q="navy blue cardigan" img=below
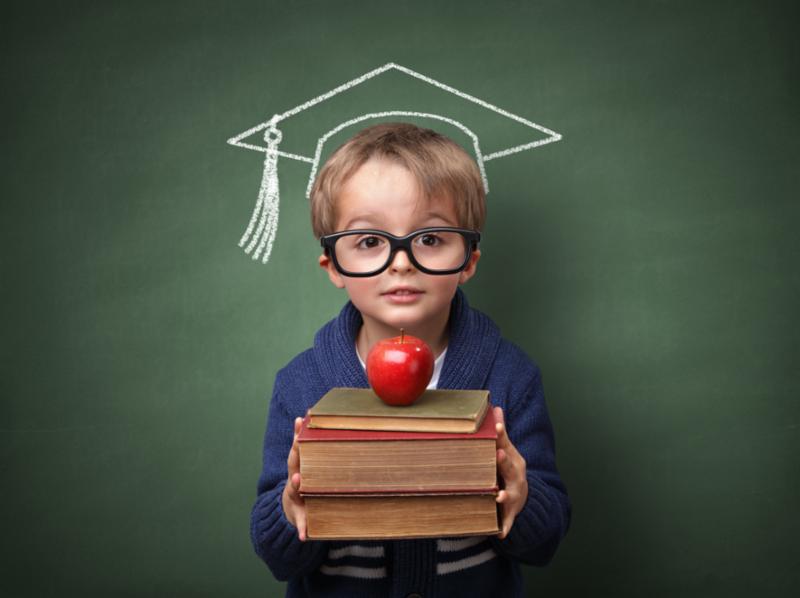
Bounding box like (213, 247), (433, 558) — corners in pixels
(251, 289), (571, 597)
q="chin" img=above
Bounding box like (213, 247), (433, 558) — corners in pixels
(360, 306), (419, 330)
(384, 309), (438, 332)
(378, 313), (418, 329)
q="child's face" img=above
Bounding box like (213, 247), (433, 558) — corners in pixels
(318, 158), (480, 338)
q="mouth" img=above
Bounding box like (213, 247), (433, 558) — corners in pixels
(382, 287), (423, 304)
(382, 287), (424, 297)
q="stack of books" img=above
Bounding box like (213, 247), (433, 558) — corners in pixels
(298, 388), (500, 540)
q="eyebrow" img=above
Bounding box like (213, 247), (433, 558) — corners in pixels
(341, 212), (456, 231)
(341, 215), (380, 230)
(422, 211), (458, 225)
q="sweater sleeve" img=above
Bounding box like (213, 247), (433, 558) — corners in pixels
(490, 364), (572, 565)
(250, 368), (327, 581)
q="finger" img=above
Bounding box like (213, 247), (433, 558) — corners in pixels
(495, 489), (507, 538)
(287, 440), (300, 475)
(284, 475), (300, 501)
(496, 422), (524, 467)
(291, 472), (303, 493)
(297, 512), (307, 542)
(495, 419), (510, 450)
(498, 485), (521, 507)
(499, 506), (513, 539)
(497, 449), (518, 481)
(287, 419), (303, 474)
(498, 490), (518, 540)
(493, 407), (506, 436)
(501, 515), (515, 539)
(493, 405), (505, 425)
(496, 448), (507, 465)
(496, 448), (511, 482)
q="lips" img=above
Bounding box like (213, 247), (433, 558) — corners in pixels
(382, 287), (424, 304)
(382, 287), (423, 296)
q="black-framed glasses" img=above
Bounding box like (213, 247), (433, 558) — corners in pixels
(320, 227), (481, 277)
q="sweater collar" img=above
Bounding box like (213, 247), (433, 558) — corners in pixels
(313, 288), (502, 390)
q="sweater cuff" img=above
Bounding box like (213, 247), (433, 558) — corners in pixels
(250, 480), (325, 580)
(493, 472), (562, 563)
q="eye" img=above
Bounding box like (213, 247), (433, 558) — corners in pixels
(355, 235), (385, 250)
(417, 233), (443, 247)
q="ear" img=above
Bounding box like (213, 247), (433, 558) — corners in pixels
(319, 252), (346, 289)
(458, 249), (481, 284)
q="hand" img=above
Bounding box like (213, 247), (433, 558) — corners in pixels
(281, 417), (308, 541)
(494, 406), (529, 539)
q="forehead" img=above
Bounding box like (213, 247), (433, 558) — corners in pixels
(334, 158), (459, 230)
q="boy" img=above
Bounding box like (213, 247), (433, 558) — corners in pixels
(251, 123), (571, 597)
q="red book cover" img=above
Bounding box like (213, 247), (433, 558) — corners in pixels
(301, 489), (499, 496)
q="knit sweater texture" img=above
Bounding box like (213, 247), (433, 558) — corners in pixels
(251, 289), (571, 598)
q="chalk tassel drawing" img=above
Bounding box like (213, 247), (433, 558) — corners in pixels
(239, 121), (282, 263)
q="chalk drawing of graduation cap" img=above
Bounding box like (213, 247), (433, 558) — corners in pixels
(227, 62), (562, 264)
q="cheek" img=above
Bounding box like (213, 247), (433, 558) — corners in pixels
(426, 274), (461, 295)
(342, 279), (376, 303)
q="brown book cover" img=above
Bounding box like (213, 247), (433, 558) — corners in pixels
(298, 408), (498, 494)
(304, 492), (501, 540)
(308, 388), (490, 433)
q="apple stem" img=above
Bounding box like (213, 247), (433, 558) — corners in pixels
(400, 328), (404, 343)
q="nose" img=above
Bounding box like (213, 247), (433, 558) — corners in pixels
(388, 247), (415, 273)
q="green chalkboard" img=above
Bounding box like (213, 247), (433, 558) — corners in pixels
(2, 1), (798, 596)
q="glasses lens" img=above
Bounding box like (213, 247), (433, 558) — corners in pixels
(410, 230), (469, 271)
(333, 232), (392, 274)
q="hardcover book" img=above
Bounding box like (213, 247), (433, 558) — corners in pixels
(304, 491), (500, 540)
(307, 388), (490, 433)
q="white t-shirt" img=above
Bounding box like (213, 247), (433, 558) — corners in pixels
(356, 344), (447, 390)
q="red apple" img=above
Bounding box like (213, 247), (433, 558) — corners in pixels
(366, 329), (434, 406)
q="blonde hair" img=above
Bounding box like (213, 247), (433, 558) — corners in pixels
(309, 123), (486, 238)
